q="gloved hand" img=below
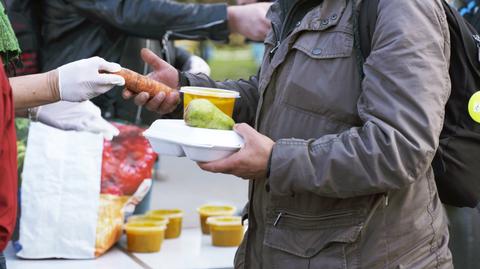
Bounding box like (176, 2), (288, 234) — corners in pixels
(184, 55), (211, 76)
(36, 101), (119, 140)
(57, 56), (125, 102)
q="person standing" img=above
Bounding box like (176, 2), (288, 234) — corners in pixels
(0, 3), (126, 267)
(127, 0), (453, 267)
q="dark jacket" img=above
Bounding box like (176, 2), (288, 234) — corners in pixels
(39, 0), (230, 124)
(183, 0), (453, 268)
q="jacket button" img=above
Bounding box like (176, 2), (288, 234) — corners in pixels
(321, 19), (329, 25)
(330, 13), (338, 20)
(312, 48), (322, 55)
(265, 183), (271, 192)
(306, 248), (316, 256)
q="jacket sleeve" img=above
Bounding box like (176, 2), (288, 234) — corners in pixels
(184, 72), (259, 126)
(66, 0), (229, 41)
(268, 0), (451, 198)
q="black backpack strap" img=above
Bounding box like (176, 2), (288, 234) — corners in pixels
(358, 0), (380, 59)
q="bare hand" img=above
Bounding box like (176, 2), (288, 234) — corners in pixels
(122, 48), (180, 115)
(227, 3), (272, 42)
(198, 123), (275, 180)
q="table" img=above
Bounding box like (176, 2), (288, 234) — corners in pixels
(5, 228), (237, 269)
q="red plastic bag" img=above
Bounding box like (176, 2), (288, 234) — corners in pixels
(101, 123), (158, 195)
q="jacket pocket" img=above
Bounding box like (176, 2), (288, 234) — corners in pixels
(263, 209), (363, 269)
(281, 29), (361, 126)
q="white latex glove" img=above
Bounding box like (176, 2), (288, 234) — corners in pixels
(57, 56), (125, 102)
(185, 55), (211, 76)
(36, 101), (119, 140)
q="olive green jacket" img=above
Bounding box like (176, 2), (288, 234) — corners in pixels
(185, 0), (453, 268)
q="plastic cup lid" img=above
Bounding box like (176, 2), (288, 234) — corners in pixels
(197, 205), (237, 215)
(147, 209), (184, 218)
(206, 216), (242, 226)
(128, 215), (169, 225)
(124, 221), (167, 231)
(180, 86), (240, 98)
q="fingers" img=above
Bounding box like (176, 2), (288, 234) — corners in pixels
(97, 58), (122, 73)
(141, 48), (168, 71)
(233, 123), (256, 143)
(98, 73), (125, 86)
(128, 91), (179, 114)
(144, 92), (166, 111)
(122, 89), (134, 99)
(84, 117), (120, 140)
(198, 155), (237, 174)
(133, 92), (151, 106)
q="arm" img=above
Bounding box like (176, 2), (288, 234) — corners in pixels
(67, 0), (229, 41)
(11, 70), (59, 112)
(268, 0), (451, 198)
(68, 0), (271, 42)
(12, 57), (124, 112)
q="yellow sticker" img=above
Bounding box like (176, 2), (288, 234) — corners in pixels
(468, 91), (480, 123)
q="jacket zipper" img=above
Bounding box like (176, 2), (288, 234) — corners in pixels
(273, 210), (355, 227)
(269, 26), (281, 59)
(269, 1), (304, 60)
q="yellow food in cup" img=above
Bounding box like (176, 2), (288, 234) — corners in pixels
(197, 205), (236, 235)
(147, 209), (183, 239)
(181, 87), (240, 117)
(206, 216), (244, 247)
(124, 221), (166, 253)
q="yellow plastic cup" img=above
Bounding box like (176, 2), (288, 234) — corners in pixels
(147, 209), (183, 239)
(127, 214), (169, 227)
(206, 216), (244, 247)
(180, 87), (240, 117)
(197, 205), (236, 235)
(124, 221), (167, 253)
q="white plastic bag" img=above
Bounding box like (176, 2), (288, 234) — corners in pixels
(17, 122), (103, 259)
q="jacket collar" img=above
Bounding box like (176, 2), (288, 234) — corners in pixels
(267, 0), (347, 34)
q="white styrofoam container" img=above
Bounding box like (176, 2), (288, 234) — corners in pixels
(144, 120), (244, 162)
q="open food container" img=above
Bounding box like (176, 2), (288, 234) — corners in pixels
(143, 120), (244, 162)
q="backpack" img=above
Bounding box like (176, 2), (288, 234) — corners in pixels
(5, 0), (42, 75)
(358, 0), (480, 208)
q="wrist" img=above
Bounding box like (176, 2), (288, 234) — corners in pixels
(227, 6), (240, 34)
(47, 69), (60, 101)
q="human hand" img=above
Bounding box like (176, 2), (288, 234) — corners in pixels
(198, 123), (275, 180)
(227, 3), (272, 41)
(36, 100), (119, 140)
(57, 56), (125, 102)
(122, 48), (180, 115)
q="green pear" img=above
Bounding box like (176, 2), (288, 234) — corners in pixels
(184, 99), (235, 130)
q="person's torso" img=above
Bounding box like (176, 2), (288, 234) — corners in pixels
(0, 59), (18, 252)
(239, 1), (451, 268)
